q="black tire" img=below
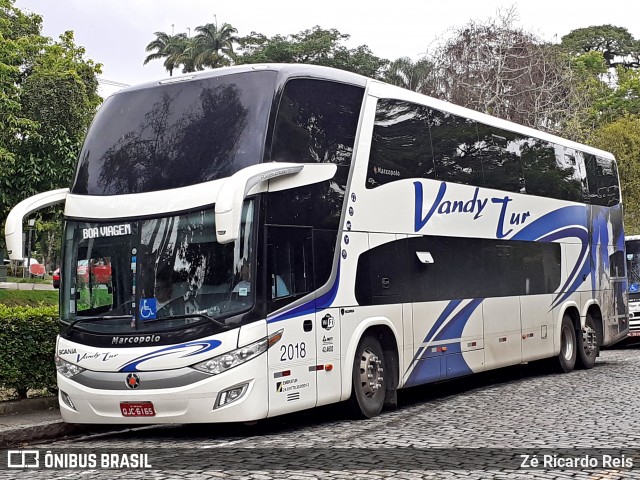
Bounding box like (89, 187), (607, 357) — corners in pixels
(576, 313), (600, 369)
(554, 314), (577, 373)
(350, 335), (386, 418)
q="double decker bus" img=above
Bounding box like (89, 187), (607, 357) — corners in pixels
(625, 235), (640, 337)
(5, 64), (628, 423)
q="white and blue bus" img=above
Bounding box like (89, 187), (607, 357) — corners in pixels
(5, 64), (628, 423)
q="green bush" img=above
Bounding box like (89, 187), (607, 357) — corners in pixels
(0, 305), (59, 398)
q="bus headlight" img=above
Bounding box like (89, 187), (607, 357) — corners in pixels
(55, 355), (86, 379)
(192, 329), (283, 375)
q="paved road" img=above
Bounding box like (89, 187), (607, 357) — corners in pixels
(4, 345), (640, 479)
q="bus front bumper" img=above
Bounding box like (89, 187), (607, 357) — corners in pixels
(57, 364), (268, 424)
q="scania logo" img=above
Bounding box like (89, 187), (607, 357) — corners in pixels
(125, 373), (140, 389)
(111, 335), (161, 345)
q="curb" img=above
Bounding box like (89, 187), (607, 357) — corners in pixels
(0, 397), (59, 415)
(0, 420), (86, 446)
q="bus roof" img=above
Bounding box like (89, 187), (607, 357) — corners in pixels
(114, 64), (369, 97)
(114, 63), (613, 161)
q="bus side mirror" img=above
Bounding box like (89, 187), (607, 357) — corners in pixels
(214, 163), (337, 244)
(5, 188), (68, 260)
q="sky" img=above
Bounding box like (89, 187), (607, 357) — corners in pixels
(13, 0), (640, 98)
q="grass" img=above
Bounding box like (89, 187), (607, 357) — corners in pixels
(6, 275), (52, 284)
(0, 289), (59, 307)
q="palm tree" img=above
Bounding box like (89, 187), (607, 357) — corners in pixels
(193, 21), (238, 69)
(176, 37), (201, 73)
(384, 57), (435, 94)
(143, 31), (189, 76)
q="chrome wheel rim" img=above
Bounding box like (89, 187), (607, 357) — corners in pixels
(359, 348), (384, 398)
(583, 324), (597, 356)
(561, 324), (574, 361)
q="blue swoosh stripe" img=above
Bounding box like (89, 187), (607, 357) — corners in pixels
(118, 340), (222, 372)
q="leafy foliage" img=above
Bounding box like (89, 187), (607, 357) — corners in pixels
(193, 21), (238, 69)
(0, 304), (59, 397)
(561, 25), (640, 68)
(236, 27), (387, 78)
(383, 57), (435, 92)
(589, 116), (640, 234)
(0, 1), (101, 248)
(143, 31), (189, 76)
(144, 19), (238, 75)
(144, 21), (387, 79)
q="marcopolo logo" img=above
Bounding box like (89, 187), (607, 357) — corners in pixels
(111, 335), (161, 345)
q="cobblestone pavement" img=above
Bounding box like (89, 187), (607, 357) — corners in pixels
(4, 345), (640, 479)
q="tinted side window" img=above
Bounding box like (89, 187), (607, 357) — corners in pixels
(268, 79), (364, 230)
(266, 79), (363, 301)
(474, 125), (525, 193)
(521, 142), (584, 201)
(367, 99), (435, 188)
(585, 154), (620, 206)
(610, 250), (626, 278)
(266, 227), (313, 313)
(355, 236), (561, 305)
(428, 110), (482, 186)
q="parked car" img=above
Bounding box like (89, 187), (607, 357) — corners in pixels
(52, 268), (60, 289)
(75, 259), (112, 285)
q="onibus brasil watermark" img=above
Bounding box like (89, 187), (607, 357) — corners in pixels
(6, 450), (151, 469)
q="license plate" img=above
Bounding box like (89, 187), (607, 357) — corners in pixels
(628, 332), (640, 337)
(120, 401), (156, 417)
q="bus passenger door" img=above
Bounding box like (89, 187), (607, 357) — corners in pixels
(266, 226), (317, 417)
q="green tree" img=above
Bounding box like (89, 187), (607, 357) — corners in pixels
(192, 20), (238, 69)
(0, 0), (101, 245)
(0, 0), (42, 165)
(561, 25), (640, 69)
(143, 31), (189, 76)
(383, 57), (435, 93)
(561, 50), (640, 141)
(589, 115), (640, 234)
(237, 26), (388, 78)
(596, 66), (640, 120)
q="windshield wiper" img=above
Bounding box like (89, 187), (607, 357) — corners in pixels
(143, 313), (230, 329)
(67, 315), (134, 329)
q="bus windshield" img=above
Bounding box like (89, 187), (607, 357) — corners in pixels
(60, 201), (255, 334)
(627, 238), (640, 298)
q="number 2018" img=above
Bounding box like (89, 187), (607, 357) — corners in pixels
(280, 342), (306, 361)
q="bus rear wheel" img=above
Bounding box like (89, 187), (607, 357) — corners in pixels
(351, 335), (386, 418)
(554, 315), (577, 373)
(576, 313), (599, 369)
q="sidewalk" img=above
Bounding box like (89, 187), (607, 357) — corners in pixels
(0, 281), (55, 291)
(0, 398), (79, 446)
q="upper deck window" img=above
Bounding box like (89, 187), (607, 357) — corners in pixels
(72, 71), (277, 195)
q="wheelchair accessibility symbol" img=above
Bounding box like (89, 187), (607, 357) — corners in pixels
(139, 298), (157, 320)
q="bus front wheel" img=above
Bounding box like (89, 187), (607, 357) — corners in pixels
(351, 335), (386, 418)
(555, 315), (577, 373)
